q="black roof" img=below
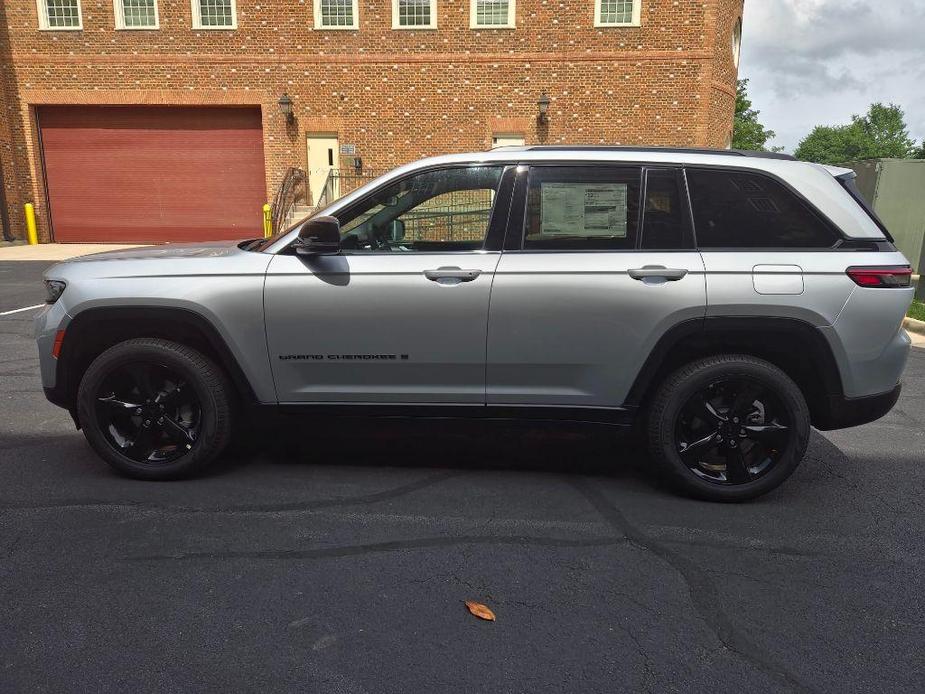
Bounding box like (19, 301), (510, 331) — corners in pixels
(520, 146), (796, 161)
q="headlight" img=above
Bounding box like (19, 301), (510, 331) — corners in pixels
(44, 280), (67, 304)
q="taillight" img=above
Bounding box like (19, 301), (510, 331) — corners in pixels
(846, 266), (913, 288)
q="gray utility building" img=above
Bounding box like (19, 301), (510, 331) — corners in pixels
(846, 159), (925, 299)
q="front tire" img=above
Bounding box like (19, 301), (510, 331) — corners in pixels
(76, 338), (234, 480)
(646, 355), (810, 502)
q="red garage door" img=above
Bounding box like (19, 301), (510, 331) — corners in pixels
(39, 106), (267, 243)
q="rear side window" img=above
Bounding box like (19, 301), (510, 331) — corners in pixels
(523, 166), (641, 250)
(686, 169), (839, 249)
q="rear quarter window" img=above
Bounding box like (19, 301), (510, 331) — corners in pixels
(686, 168), (840, 249)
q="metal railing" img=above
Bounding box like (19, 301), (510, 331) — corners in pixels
(270, 167), (308, 235)
(396, 193), (493, 242)
(314, 168), (386, 210)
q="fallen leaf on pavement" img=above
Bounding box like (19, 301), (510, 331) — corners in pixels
(465, 601), (496, 621)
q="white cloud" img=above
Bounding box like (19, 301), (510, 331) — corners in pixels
(738, 0), (925, 151)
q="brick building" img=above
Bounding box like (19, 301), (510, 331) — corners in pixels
(0, 0), (744, 243)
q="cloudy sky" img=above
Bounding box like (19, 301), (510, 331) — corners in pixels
(739, 0), (925, 152)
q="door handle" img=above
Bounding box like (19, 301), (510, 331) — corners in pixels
(424, 267), (482, 283)
(627, 266), (688, 281)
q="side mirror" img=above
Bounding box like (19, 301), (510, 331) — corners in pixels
(295, 216), (341, 256)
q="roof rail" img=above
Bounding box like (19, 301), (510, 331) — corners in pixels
(516, 145), (796, 161)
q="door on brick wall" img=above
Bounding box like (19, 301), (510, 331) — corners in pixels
(38, 106), (267, 243)
(306, 134), (339, 207)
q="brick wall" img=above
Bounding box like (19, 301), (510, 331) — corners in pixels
(0, 0), (743, 242)
(0, 13), (24, 240)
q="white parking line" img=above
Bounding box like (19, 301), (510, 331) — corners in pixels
(0, 304), (44, 316)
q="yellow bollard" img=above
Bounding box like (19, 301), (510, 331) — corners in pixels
(262, 203), (272, 238)
(24, 203), (38, 245)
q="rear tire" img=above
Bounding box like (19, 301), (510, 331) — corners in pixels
(646, 355), (810, 502)
(77, 338), (234, 480)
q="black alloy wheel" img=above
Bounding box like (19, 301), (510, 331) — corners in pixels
(646, 355), (810, 502)
(77, 338), (234, 480)
(675, 377), (791, 485)
(94, 361), (201, 464)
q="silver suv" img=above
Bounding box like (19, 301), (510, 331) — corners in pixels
(35, 147), (915, 501)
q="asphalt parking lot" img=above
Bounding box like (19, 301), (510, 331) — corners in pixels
(2, 260), (924, 693)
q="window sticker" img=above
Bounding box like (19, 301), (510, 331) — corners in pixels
(540, 183), (628, 237)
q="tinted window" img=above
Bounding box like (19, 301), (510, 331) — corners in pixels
(641, 168), (692, 249)
(523, 167), (641, 250)
(687, 169), (839, 248)
(337, 166), (503, 252)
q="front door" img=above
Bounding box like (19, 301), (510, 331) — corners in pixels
(487, 165), (707, 409)
(265, 164), (513, 404)
(306, 134), (339, 206)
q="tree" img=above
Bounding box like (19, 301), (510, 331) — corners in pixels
(795, 103), (918, 164)
(914, 141), (925, 159)
(732, 79), (781, 152)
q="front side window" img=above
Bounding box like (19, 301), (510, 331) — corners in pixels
(686, 169), (839, 249)
(337, 166), (504, 252)
(38, 0), (82, 29)
(393, 0), (436, 28)
(314, 0), (359, 28)
(470, 0), (514, 28)
(116, 0), (158, 28)
(522, 167), (641, 250)
(192, 0), (236, 28)
(594, 0), (639, 27)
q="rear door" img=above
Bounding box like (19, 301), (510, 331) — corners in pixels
(686, 167), (855, 328)
(486, 165), (707, 409)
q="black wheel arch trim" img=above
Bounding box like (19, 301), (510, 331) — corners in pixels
(624, 316), (852, 428)
(51, 306), (258, 422)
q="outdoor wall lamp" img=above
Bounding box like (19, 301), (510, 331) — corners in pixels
(537, 93), (551, 125)
(278, 92), (295, 125)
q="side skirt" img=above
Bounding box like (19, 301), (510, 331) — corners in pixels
(255, 403), (637, 428)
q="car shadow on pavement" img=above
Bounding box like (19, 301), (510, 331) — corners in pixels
(224, 415), (655, 482)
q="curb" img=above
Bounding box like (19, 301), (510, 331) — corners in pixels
(904, 317), (925, 337)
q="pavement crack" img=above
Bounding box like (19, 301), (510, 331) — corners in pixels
(0, 470), (462, 515)
(122, 535), (623, 562)
(616, 622), (658, 694)
(571, 478), (816, 694)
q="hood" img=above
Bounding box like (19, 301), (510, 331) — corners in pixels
(63, 239), (250, 263)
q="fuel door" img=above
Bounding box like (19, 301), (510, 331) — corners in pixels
(753, 264), (804, 295)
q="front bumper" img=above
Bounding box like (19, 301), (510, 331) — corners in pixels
(814, 383), (902, 431)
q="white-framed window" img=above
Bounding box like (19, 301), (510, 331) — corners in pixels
(392, 0), (436, 29)
(594, 0), (640, 27)
(191, 0), (236, 29)
(732, 16), (743, 68)
(470, 0), (514, 28)
(114, 0), (158, 29)
(492, 133), (525, 148)
(36, 0), (83, 30)
(313, 0), (359, 29)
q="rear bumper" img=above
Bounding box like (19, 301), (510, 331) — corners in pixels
(43, 385), (68, 409)
(43, 386), (80, 428)
(814, 383), (902, 431)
